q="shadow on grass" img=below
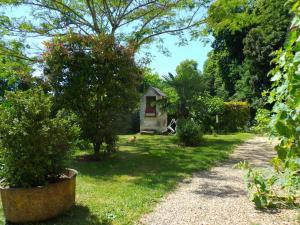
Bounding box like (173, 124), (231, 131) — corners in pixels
(5, 205), (111, 225)
(1, 134), (251, 225)
(71, 135), (248, 192)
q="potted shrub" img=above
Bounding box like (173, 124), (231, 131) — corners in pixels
(0, 88), (80, 224)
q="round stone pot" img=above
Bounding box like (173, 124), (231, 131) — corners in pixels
(0, 168), (78, 224)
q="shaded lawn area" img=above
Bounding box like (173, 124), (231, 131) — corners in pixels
(0, 133), (252, 225)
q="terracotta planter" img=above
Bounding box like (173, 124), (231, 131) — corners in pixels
(0, 168), (78, 224)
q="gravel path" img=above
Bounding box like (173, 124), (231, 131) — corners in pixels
(140, 136), (299, 225)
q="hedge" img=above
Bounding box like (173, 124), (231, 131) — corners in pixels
(219, 101), (250, 132)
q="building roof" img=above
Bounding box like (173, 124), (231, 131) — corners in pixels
(149, 86), (167, 97)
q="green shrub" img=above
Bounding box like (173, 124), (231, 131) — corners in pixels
(192, 99), (249, 133)
(0, 88), (80, 188)
(192, 96), (225, 133)
(203, 96), (225, 133)
(220, 102), (250, 132)
(176, 118), (203, 146)
(236, 158), (300, 208)
(76, 138), (92, 151)
(252, 108), (271, 134)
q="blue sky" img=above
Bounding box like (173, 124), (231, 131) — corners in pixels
(6, 6), (212, 77)
(145, 36), (212, 76)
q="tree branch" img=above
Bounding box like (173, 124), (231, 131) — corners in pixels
(85, 0), (101, 33)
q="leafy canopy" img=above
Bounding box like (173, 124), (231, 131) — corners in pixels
(164, 59), (207, 118)
(204, 0), (291, 111)
(44, 34), (142, 157)
(0, 0), (211, 53)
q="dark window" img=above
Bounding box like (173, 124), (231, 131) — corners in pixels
(145, 96), (156, 116)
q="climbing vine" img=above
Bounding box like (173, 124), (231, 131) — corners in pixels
(269, 0), (300, 159)
(237, 0), (300, 209)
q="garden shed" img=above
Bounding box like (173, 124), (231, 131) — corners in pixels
(140, 87), (168, 134)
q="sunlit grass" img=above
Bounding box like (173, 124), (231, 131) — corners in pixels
(0, 133), (253, 225)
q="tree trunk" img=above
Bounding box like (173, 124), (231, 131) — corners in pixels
(93, 142), (101, 160)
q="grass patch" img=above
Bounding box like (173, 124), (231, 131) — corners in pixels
(0, 133), (252, 225)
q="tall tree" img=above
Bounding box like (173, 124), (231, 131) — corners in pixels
(44, 34), (142, 158)
(204, 0), (291, 110)
(238, 0), (291, 107)
(0, 0), (210, 55)
(164, 59), (206, 118)
(203, 50), (231, 100)
(205, 0), (253, 98)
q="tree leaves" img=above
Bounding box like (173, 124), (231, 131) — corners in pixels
(43, 34), (142, 155)
(269, 0), (300, 159)
(0, 0), (209, 51)
(204, 0), (291, 107)
(207, 0), (256, 35)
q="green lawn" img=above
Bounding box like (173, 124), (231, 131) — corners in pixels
(0, 133), (252, 225)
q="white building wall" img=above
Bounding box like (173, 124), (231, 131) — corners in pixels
(140, 88), (168, 133)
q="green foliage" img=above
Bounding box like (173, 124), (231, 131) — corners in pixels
(243, 0), (291, 63)
(140, 69), (163, 92)
(0, 133), (252, 224)
(0, 145), (3, 180)
(164, 59), (207, 118)
(205, 0), (291, 110)
(252, 108), (271, 134)
(206, 0), (249, 99)
(176, 59), (201, 80)
(238, 0), (300, 209)
(192, 100), (249, 133)
(176, 118), (203, 146)
(205, 96), (226, 115)
(0, 88), (79, 188)
(192, 95), (225, 132)
(44, 34), (142, 157)
(203, 51), (229, 99)
(207, 0), (255, 34)
(268, 1), (300, 159)
(221, 102), (250, 132)
(0, 0), (209, 52)
(236, 159), (300, 208)
(233, 61), (254, 102)
(193, 99), (249, 133)
(238, 0), (291, 106)
(0, 41), (33, 102)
